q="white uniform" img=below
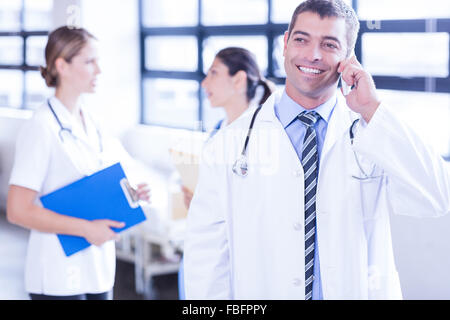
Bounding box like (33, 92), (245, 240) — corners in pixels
(184, 90), (450, 300)
(9, 97), (122, 296)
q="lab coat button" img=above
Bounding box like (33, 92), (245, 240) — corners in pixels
(293, 278), (302, 286)
(293, 222), (303, 231)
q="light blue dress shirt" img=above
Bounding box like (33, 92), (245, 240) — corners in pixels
(274, 90), (337, 300)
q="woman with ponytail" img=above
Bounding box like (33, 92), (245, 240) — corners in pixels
(181, 47), (274, 209)
(201, 47), (275, 136)
(179, 47), (274, 299)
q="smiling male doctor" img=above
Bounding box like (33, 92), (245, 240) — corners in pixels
(184, 0), (450, 300)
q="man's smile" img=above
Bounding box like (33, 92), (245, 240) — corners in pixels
(297, 65), (326, 75)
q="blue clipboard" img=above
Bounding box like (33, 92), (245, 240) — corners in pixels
(40, 162), (147, 257)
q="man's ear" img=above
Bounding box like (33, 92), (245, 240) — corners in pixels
(232, 70), (248, 94)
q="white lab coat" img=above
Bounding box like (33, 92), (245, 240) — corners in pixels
(184, 90), (450, 300)
(9, 97), (129, 295)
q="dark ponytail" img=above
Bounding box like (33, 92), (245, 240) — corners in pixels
(216, 47), (275, 106)
(257, 78), (275, 105)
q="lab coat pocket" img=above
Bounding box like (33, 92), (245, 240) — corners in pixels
(351, 154), (384, 220)
(358, 176), (384, 220)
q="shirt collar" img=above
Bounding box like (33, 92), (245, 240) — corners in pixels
(48, 96), (89, 130)
(48, 96), (73, 128)
(48, 96), (95, 144)
(275, 90), (337, 129)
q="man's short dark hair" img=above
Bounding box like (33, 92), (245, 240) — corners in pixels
(287, 0), (360, 57)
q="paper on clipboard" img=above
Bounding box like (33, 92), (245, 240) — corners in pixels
(169, 148), (199, 192)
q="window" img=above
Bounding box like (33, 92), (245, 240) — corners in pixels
(143, 78), (200, 129)
(357, 0), (450, 20)
(202, 36), (268, 74)
(141, 0), (198, 27)
(0, 0), (52, 109)
(140, 0), (301, 130)
(0, 70), (23, 108)
(354, 0), (450, 157)
(362, 33), (449, 78)
(201, 0), (268, 26)
(271, 0), (352, 23)
(140, 0), (358, 131)
(140, 0), (450, 157)
(145, 36), (198, 72)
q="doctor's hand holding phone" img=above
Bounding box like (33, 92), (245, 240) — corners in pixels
(338, 53), (381, 123)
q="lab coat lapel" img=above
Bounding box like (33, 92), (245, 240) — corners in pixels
(321, 93), (359, 161)
(255, 90), (283, 124)
(254, 90), (303, 168)
(49, 97), (102, 175)
(256, 90), (359, 165)
(49, 97), (91, 146)
(48, 97), (74, 133)
(76, 107), (101, 150)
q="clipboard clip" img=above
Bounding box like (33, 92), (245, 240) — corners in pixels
(120, 178), (139, 209)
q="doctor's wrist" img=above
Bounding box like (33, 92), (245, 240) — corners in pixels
(360, 100), (381, 123)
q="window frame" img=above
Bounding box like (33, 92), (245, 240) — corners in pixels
(139, 0), (290, 130)
(139, 0), (450, 132)
(0, 0), (49, 109)
(356, 19), (450, 93)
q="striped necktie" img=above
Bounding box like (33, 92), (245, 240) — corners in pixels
(298, 111), (321, 300)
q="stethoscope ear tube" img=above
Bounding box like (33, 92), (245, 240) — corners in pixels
(240, 105), (263, 157)
(48, 100), (66, 132)
(349, 118), (360, 145)
(349, 118), (382, 180)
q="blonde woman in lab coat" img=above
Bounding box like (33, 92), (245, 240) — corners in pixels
(7, 26), (150, 300)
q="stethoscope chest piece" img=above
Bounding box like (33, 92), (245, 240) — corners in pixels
(231, 104), (263, 178)
(232, 155), (249, 178)
(58, 127), (74, 143)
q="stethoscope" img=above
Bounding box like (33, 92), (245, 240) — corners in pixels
(349, 119), (382, 181)
(232, 105), (262, 177)
(232, 108), (381, 180)
(47, 99), (103, 153)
